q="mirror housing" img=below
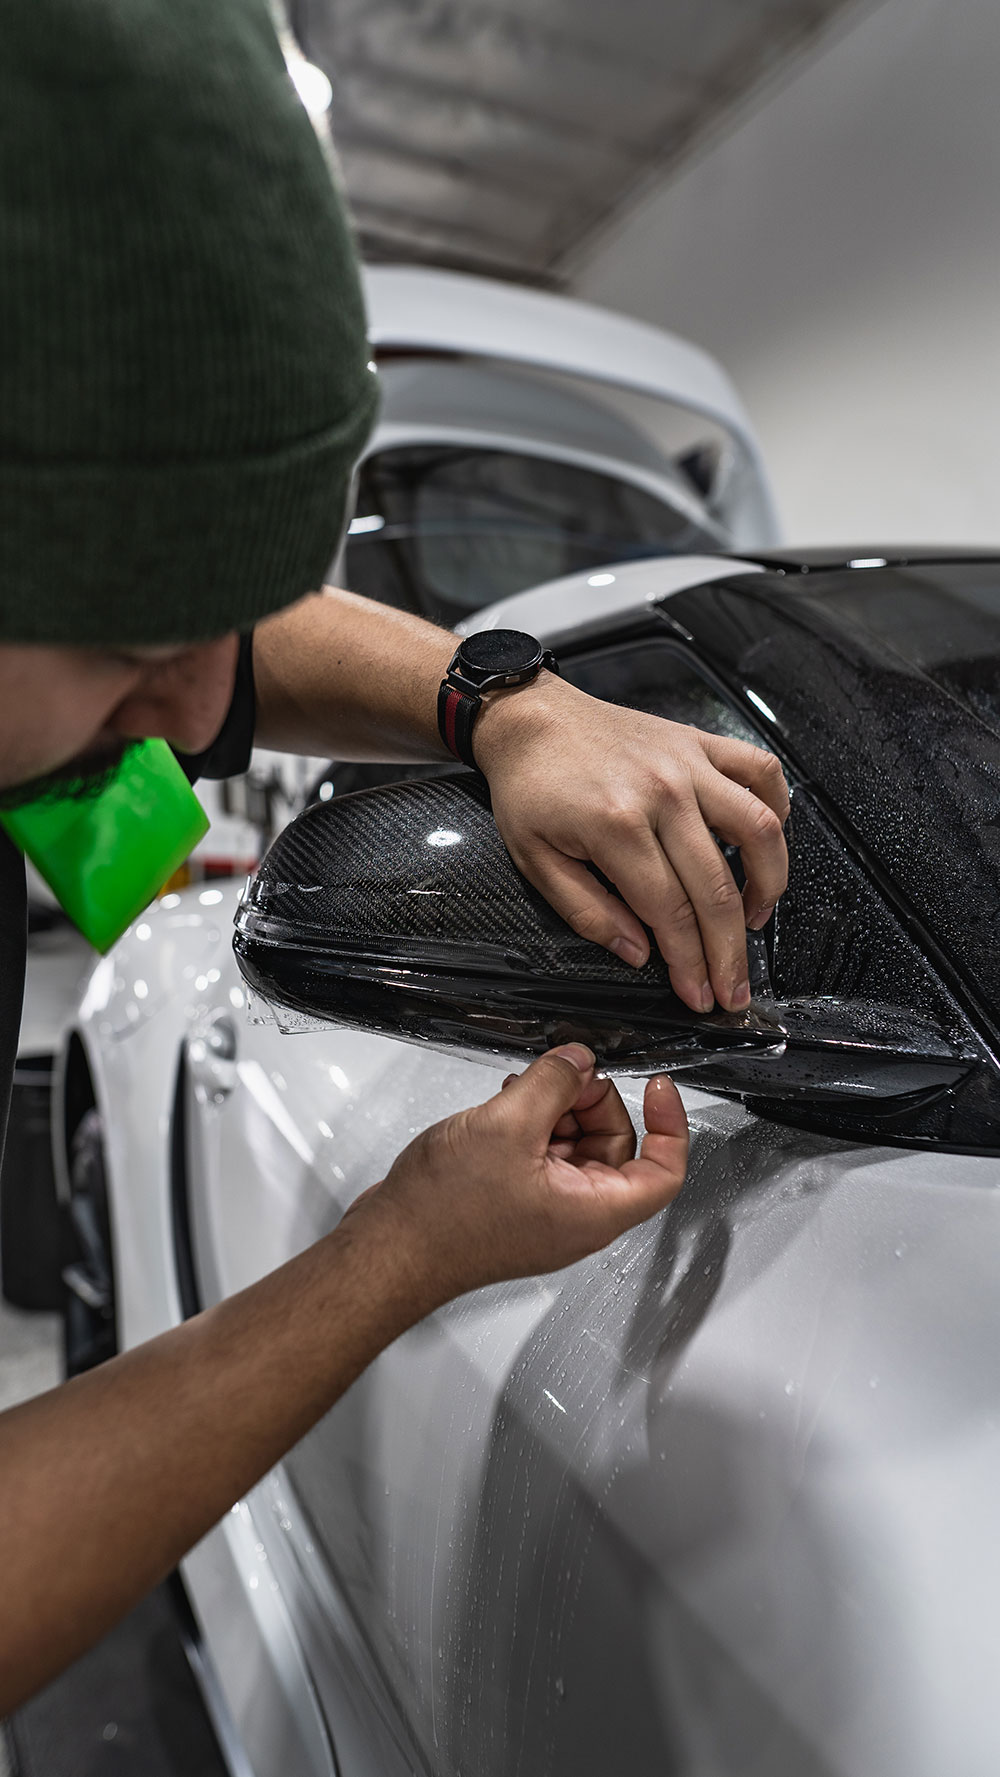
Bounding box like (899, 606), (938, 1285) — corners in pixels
(234, 775), (783, 1072)
(234, 776), (976, 1100)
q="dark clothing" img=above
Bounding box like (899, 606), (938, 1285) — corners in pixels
(0, 832), (26, 1175)
(175, 633), (256, 786)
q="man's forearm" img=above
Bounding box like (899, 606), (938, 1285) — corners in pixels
(252, 586), (457, 760)
(0, 1203), (427, 1714)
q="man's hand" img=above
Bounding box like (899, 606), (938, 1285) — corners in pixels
(342, 1044), (688, 1310)
(254, 590), (790, 1014)
(0, 1043), (684, 1717)
(475, 672), (790, 1014)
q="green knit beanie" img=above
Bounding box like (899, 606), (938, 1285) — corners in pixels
(0, 0), (378, 645)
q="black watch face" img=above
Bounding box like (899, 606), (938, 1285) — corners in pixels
(459, 628), (543, 676)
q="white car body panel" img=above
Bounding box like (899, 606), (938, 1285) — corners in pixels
(70, 557), (1000, 1777)
(459, 552), (762, 645)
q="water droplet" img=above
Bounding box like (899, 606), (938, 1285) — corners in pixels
(555, 1677), (565, 1700)
(869, 1375), (879, 1389)
(894, 1245), (905, 1259)
(784, 1380), (796, 1397)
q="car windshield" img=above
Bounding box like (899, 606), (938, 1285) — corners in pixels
(344, 443), (720, 627)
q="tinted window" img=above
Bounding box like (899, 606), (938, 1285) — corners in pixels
(564, 636), (995, 1146)
(667, 565), (1000, 1044)
(800, 561), (1000, 737)
(565, 640), (760, 748)
(564, 638), (941, 1009)
(345, 445), (719, 627)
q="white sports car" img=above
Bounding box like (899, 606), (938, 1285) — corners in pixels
(55, 272), (1000, 1777)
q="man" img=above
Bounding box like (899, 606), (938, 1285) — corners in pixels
(0, 0), (788, 1710)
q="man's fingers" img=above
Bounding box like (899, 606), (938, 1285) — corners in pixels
(698, 738), (789, 931)
(642, 1071), (689, 1140)
(650, 805), (753, 1011)
(616, 1075), (689, 1209)
(522, 829), (722, 1013)
(515, 848), (650, 969)
(493, 1044), (596, 1148)
(550, 1108), (582, 1140)
(570, 1075), (689, 1228)
(505, 735), (789, 1013)
(652, 774), (783, 1007)
(562, 1070), (637, 1170)
(702, 735), (791, 823)
(501, 1057), (636, 1170)
(694, 774), (788, 934)
(588, 834), (715, 1012)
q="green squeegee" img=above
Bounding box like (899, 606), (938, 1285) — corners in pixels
(0, 737), (209, 953)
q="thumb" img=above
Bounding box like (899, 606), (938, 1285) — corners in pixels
(492, 1044), (596, 1144)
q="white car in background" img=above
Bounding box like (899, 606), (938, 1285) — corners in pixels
(193, 262), (778, 835)
(58, 275), (1000, 1777)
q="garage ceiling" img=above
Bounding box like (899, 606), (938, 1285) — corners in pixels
(287, 0), (874, 285)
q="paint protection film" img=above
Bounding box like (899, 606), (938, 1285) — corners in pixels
(237, 626), (997, 1147)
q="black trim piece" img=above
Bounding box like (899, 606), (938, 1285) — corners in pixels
(235, 938), (783, 1075)
(169, 1056), (202, 1323)
(739, 1093), (1000, 1158)
(733, 548), (1000, 573)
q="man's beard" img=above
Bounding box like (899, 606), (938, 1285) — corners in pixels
(0, 737), (140, 810)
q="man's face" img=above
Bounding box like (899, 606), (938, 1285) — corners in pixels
(0, 634), (241, 804)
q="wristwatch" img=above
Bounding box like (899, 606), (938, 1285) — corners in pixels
(437, 629), (559, 770)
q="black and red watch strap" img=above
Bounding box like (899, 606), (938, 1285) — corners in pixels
(437, 679), (481, 769)
(437, 636), (560, 770)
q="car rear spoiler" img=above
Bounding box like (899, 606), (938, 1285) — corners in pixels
(363, 265), (780, 547)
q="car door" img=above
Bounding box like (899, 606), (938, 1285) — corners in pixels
(186, 626), (1000, 1777)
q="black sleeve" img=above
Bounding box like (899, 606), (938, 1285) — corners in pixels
(0, 832), (26, 1173)
(173, 632), (256, 784)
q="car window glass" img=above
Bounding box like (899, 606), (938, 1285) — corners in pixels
(563, 638), (761, 749)
(563, 638), (980, 1113)
(344, 445), (719, 627)
(813, 563), (1000, 739)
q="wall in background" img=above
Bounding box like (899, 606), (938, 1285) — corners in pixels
(567, 0), (1000, 547)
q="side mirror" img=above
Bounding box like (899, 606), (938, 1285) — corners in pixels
(235, 776), (977, 1110)
(234, 775), (783, 1073)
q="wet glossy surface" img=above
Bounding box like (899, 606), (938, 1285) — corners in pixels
(174, 994), (1000, 1777)
(95, 902), (1000, 1777)
(240, 623), (1000, 1145)
(236, 773), (783, 1073)
(669, 564), (1000, 1041)
(563, 626), (1000, 1145)
(284, 1105), (1000, 1777)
